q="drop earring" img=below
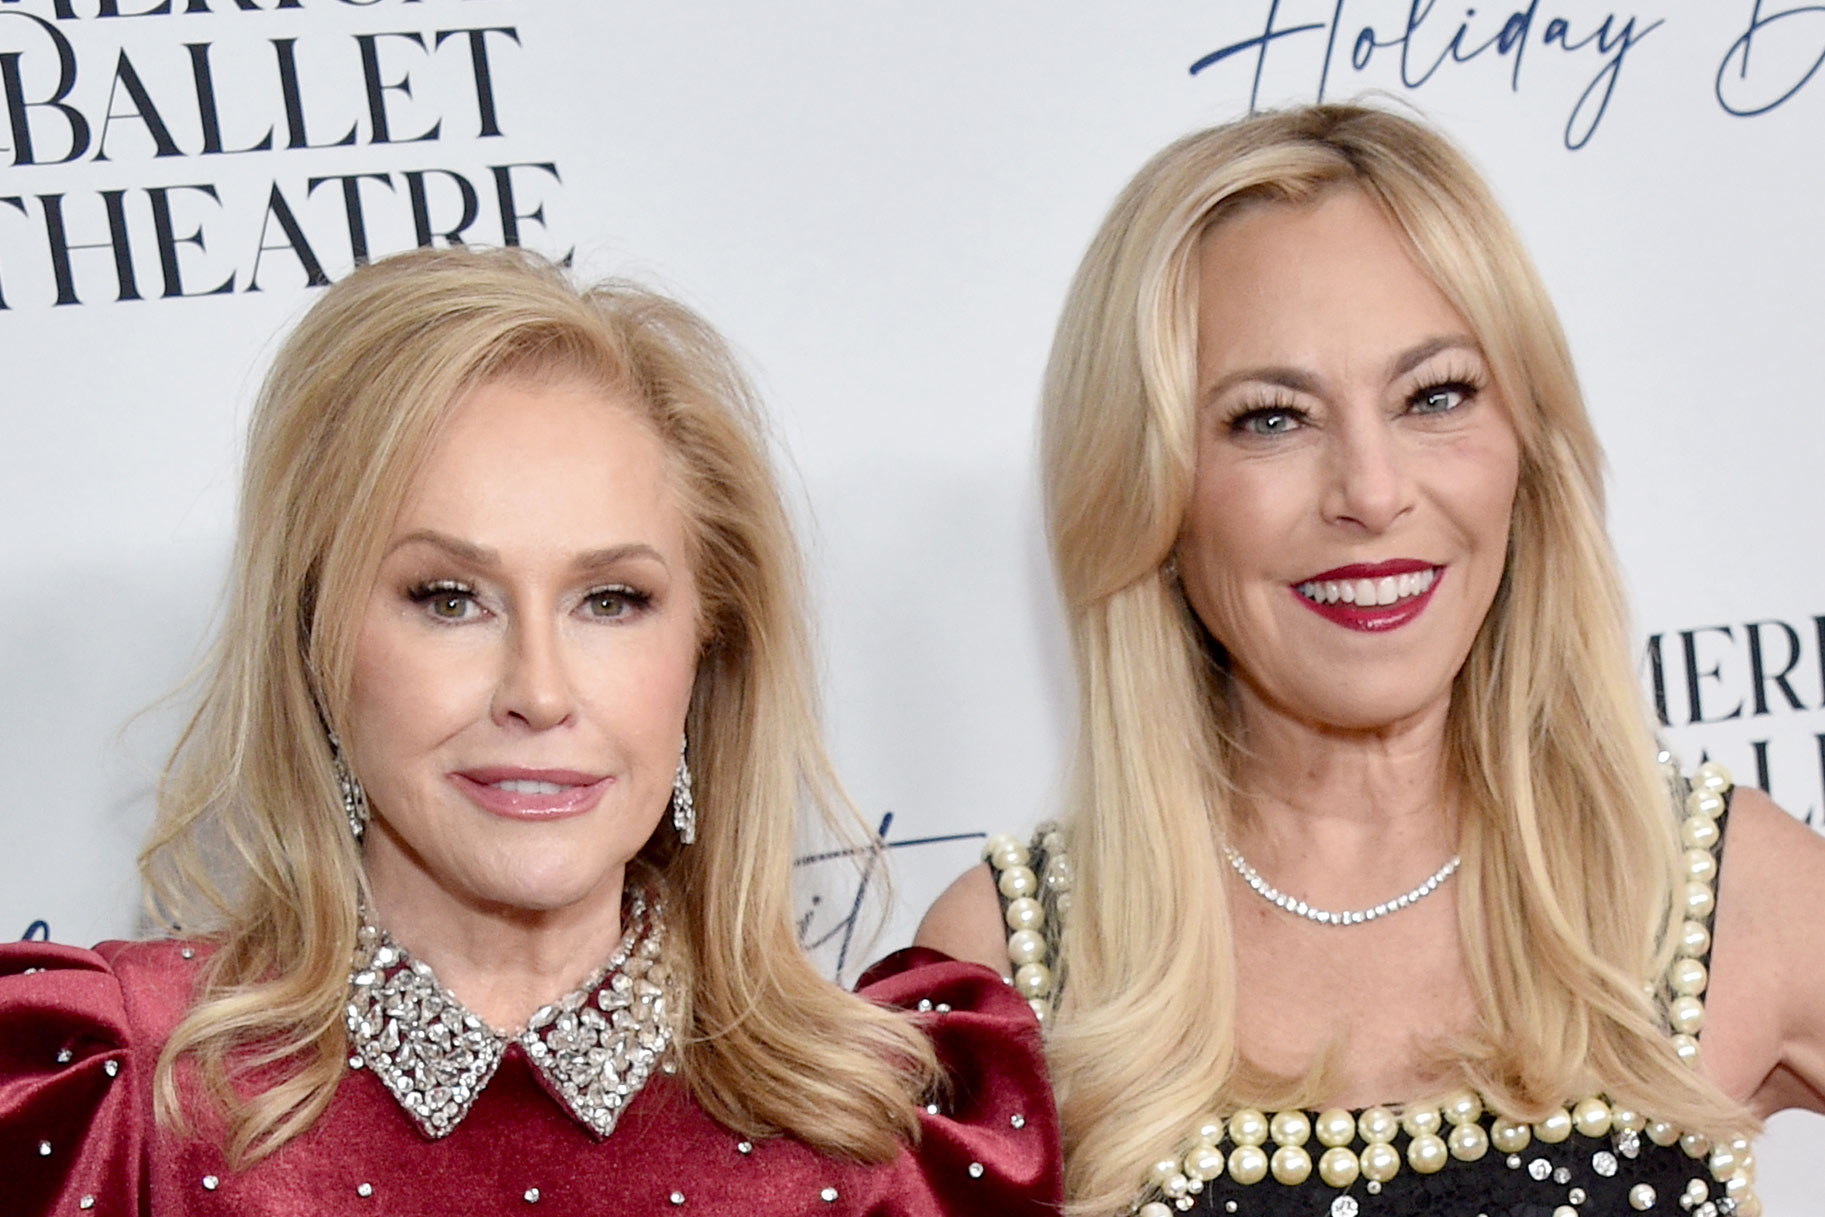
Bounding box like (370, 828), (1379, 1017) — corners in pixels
(329, 733), (369, 842)
(670, 738), (695, 845)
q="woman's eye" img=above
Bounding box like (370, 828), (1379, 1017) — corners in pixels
(583, 587), (647, 620)
(408, 583), (480, 621)
(1409, 382), (1475, 415)
(1231, 407), (1303, 437)
(430, 595), (472, 619)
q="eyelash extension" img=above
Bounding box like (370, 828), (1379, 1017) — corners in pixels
(405, 579), (476, 603)
(1406, 366), (1487, 410)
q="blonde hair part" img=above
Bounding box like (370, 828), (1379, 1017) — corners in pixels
(143, 246), (938, 1166)
(1039, 105), (1749, 1214)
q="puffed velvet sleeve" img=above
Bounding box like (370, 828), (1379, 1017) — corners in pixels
(856, 948), (1062, 1216)
(0, 942), (147, 1217)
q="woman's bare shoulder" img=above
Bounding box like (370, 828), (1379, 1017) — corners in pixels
(913, 864), (1010, 978)
(1706, 785), (1825, 1115)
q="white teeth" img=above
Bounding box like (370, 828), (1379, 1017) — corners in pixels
(493, 779), (568, 795)
(1296, 568), (1436, 607)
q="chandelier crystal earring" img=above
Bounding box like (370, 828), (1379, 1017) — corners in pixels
(670, 738), (695, 845)
(329, 733), (370, 842)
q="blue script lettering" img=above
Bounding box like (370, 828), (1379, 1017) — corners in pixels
(1716, 0), (1825, 115)
(1190, 1), (1662, 150)
(21, 919), (50, 941)
(793, 812), (982, 976)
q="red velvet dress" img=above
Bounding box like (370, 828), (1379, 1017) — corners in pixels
(0, 941), (1058, 1216)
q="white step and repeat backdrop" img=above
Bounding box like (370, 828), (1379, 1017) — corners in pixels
(2, 0), (1821, 1204)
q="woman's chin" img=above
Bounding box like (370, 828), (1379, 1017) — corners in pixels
(1322, 693), (1451, 733)
(443, 859), (628, 920)
(1239, 671), (1456, 738)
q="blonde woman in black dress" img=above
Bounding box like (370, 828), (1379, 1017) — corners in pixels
(921, 105), (1824, 1217)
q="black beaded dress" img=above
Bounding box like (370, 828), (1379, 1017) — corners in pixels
(987, 766), (1755, 1217)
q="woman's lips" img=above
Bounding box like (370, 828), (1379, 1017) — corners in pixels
(1291, 563), (1444, 633)
(449, 768), (612, 820)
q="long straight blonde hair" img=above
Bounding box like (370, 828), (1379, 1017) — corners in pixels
(1040, 105), (1748, 1213)
(142, 246), (938, 1166)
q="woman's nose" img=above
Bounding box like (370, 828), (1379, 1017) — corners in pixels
(490, 616), (576, 731)
(1322, 413), (1415, 534)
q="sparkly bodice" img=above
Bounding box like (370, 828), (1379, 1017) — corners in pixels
(986, 762), (1755, 1217)
(2, 938), (1062, 1215)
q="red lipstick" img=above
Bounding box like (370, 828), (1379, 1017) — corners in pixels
(1304, 559), (1435, 581)
(449, 767), (612, 821)
(1291, 561), (1444, 633)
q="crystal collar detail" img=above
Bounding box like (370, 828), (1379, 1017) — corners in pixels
(345, 895), (674, 1140)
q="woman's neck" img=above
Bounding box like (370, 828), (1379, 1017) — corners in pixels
(1226, 684), (1460, 895)
(362, 847), (631, 1034)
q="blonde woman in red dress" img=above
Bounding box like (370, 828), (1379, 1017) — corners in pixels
(2, 248), (1059, 1216)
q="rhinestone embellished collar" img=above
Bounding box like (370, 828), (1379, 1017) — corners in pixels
(345, 894), (674, 1140)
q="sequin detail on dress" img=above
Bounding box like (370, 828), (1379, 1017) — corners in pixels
(346, 894), (673, 1140)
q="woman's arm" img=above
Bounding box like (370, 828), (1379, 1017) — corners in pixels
(913, 866), (1012, 978)
(1703, 786), (1825, 1117)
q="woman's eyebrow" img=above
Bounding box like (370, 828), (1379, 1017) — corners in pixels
(1389, 334), (1481, 379)
(1201, 364), (1321, 405)
(385, 529), (497, 565)
(572, 543), (668, 574)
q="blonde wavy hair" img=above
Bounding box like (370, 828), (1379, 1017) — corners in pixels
(142, 246), (938, 1166)
(1040, 104), (1749, 1213)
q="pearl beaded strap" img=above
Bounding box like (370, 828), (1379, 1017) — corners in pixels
(1129, 758), (1759, 1217)
(984, 822), (1072, 1023)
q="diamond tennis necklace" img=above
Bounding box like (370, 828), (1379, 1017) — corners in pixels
(1223, 844), (1461, 926)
